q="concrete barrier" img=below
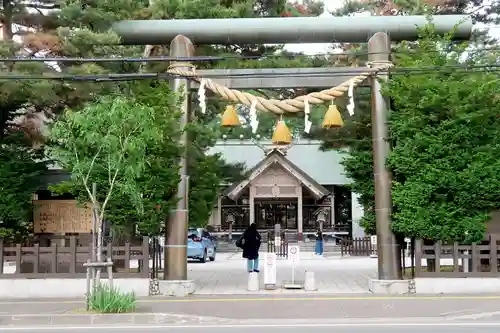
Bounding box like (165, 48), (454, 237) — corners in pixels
(304, 271), (316, 291)
(158, 280), (195, 297)
(247, 272), (259, 291)
(0, 278), (150, 299)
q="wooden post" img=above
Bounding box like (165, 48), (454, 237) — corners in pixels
(15, 244), (21, 274)
(415, 239), (422, 277)
(107, 258), (113, 289)
(85, 258), (91, 311)
(471, 242), (478, 272)
(142, 236), (150, 278)
(124, 242), (131, 272)
(106, 242), (112, 262)
(489, 234), (497, 273)
(33, 244), (40, 274)
(434, 242), (441, 273)
(51, 243), (57, 273)
(70, 236), (77, 275)
(453, 242), (459, 273)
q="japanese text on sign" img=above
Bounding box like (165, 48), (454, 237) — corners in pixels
(288, 245), (300, 265)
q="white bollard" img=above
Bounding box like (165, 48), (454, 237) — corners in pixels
(304, 271), (316, 291)
(247, 272), (260, 291)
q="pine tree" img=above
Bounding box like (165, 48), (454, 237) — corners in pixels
(1, 0), (328, 235)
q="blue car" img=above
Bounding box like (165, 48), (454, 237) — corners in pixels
(187, 228), (217, 263)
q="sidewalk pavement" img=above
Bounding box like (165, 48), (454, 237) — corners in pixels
(217, 252), (340, 260)
(187, 254), (377, 294)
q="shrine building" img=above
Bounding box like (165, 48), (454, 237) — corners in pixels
(206, 139), (365, 240)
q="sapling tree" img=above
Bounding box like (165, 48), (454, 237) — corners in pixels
(46, 95), (177, 260)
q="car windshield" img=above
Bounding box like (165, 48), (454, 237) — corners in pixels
(188, 229), (200, 239)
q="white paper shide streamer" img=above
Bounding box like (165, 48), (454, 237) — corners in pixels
(304, 98), (312, 134)
(198, 79), (207, 114)
(249, 100), (259, 133)
(346, 79), (355, 116)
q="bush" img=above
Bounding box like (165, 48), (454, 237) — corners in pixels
(88, 283), (136, 313)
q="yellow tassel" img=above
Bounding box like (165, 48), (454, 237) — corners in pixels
(272, 120), (292, 145)
(322, 104), (344, 128)
(221, 105), (241, 127)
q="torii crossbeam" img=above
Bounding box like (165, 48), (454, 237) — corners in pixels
(112, 15), (472, 44)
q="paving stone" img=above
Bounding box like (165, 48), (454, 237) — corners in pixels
(187, 253), (377, 295)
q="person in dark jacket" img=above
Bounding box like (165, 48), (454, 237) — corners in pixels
(315, 228), (324, 256)
(241, 223), (262, 273)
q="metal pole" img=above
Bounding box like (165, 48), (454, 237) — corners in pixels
(368, 32), (401, 280)
(112, 15), (472, 45)
(164, 35), (194, 281)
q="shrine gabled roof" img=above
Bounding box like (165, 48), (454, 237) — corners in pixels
(208, 139), (350, 185)
(223, 148), (330, 200)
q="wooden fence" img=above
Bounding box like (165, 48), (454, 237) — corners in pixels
(415, 234), (500, 278)
(0, 236), (149, 278)
(341, 237), (372, 256)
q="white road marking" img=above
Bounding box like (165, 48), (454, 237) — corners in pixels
(3, 322), (500, 331)
(445, 311), (500, 320)
(439, 308), (476, 316)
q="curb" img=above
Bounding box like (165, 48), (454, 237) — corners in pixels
(0, 312), (231, 327)
(1, 314), (487, 328)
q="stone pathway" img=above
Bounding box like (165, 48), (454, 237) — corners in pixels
(187, 252), (377, 294)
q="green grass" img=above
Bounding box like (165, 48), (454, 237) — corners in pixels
(87, 283), (136, 313)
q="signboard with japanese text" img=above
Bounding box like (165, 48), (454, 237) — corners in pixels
(264, 252), (277, 285)
(288, 245), (300, 265)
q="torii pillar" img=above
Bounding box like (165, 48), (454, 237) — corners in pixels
(368, 32), (402, 282)
(164, 35), (194, 282)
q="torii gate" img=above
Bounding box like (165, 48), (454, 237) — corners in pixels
(112, 15), (472, 288)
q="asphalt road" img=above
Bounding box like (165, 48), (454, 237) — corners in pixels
(3, 295), (500, 331)
(2, 323), (500, 333)
(3, 294), (500, 320)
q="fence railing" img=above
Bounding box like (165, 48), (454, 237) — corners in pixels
(0, 236), (150, 279)
(414, 234), (500, 278)
(340, 237), (372, 256)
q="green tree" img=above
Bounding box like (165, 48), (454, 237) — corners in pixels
(0, 133), (46, 240)
(387, 30), (500, 243)
(46, 93), (182, 257)
(0, 0), (58, 241)
(0, 0), (137, 241)
(323, 1), (500, 236)
(321, 91), (374, 233)
(325, 25), (500, 242)
(1, 0), (326, 238)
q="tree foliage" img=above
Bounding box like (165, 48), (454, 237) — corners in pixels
(0, 0), (326, 239)
(322, 0), (500, 239)
(0, 133), (47, 240)
(387, 29), (500, 242)
(46, 91), (182, 241)
(325, 26), (500, 242)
